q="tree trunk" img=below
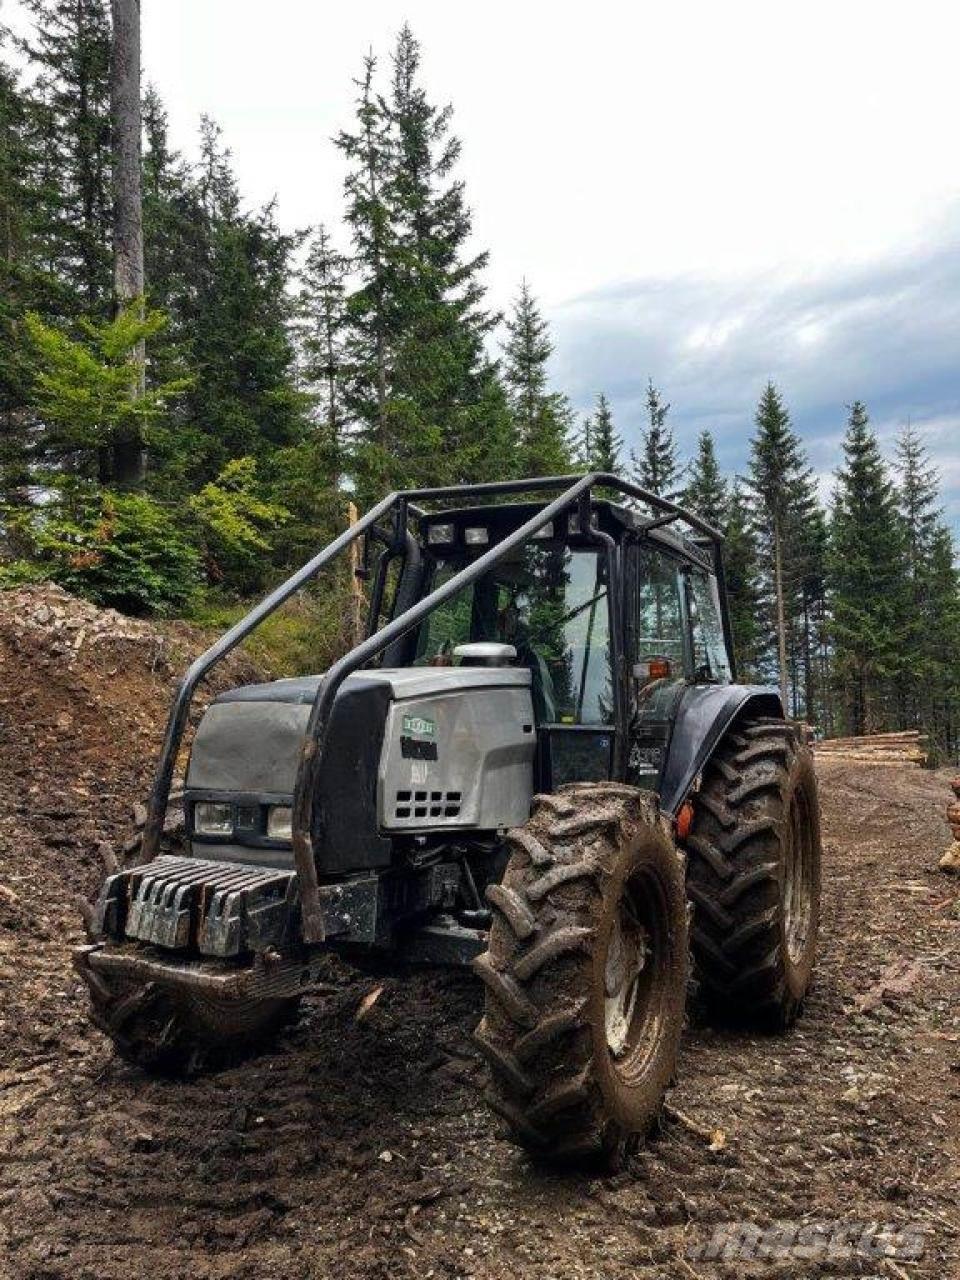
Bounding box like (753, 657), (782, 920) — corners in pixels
(110, 0), (146, 487)
(773, 518), (789, 712)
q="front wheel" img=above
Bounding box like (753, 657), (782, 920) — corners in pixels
(473, 782), (688, 1169)
(74, 949), (301, 1075)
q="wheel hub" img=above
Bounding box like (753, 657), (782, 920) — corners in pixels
(784, 789), (814, 965)
(604, 904), (650, 1058)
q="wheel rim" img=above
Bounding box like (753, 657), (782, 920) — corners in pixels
(783, 784), (814, 965)
(603, 868), (671, 1084)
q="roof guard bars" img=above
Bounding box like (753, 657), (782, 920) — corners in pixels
(140, 488), (402, 863)
(141, 472), (721, 889)
(291, 472), (601, 941)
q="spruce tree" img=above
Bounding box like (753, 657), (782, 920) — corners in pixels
(919, 524), (960, 761)
(337, 28), (509, 496)
(173, 120), (307, 482)
(501, 280), (571, 476)
(18, 0), (113, 312)
(745, 382), (822, 714)
(683, 429), (727, 526)
(632, 379), (680, 502)
(828, 401), (906, 734)
(585, 393), (622, 474)
(335, 51), (392, 486)
(894, 423), (960, 752)
(723, 481), (763, 679)
(384, 25), (506, 486)
(896, 423), (941, 583)
(0, 58), (50, 522)
(298, 224), (350, 488)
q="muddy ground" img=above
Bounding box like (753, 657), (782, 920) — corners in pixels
(0, 586), (958, 1279)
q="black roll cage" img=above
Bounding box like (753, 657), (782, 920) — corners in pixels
(140, 473), (726, 944)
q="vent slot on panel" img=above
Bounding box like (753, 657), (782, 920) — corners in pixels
(394, 789), (461, 821)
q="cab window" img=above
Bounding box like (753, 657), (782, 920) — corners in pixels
(687, 571), (732, 683)
(635, 545), (685, 675)
(413, 543), (613, 725)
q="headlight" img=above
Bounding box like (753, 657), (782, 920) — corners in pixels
(427, 523), (455, 545)
(267, 805), (293, 841)
(464, 526), (489, 546)
(194, 802), (234, 836)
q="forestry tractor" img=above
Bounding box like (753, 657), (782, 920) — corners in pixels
(74, 474), (822, 1169)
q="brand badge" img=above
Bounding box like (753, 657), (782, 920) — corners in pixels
(402, 713), (436, 738)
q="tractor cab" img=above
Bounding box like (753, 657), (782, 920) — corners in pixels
(371, 497), (738, 797)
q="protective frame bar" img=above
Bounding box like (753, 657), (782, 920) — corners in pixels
(139, 472), (724, 943)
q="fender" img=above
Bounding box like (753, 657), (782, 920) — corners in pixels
(658, 684), (784, 816)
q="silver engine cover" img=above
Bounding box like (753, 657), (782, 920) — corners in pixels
(375, 667), (535, 833)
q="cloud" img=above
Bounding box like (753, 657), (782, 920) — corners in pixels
(550, 227), (960, 538)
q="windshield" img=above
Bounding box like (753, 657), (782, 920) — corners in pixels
(413, 544), (613, 725)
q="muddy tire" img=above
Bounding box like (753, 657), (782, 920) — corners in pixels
(473, 782), (688, 1170)
(74, 950), (300, 1075)
(685, 717), (821, 1029)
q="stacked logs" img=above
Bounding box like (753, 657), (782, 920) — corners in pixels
(814, 730), (927, 767)
(941, 777), (960, 873)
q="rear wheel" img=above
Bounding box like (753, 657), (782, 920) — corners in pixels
(474, 783), (688, 1169)
(684, 717), (821, 1028)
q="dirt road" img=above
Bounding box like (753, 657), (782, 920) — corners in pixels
(1, 588), (958, 1279)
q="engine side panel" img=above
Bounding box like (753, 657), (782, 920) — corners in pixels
(378, 683), (536, 833)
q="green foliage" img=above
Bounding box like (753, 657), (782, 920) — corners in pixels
(26, 487), (201, 614)
(189, 458), (290, 593)
(578, 393), (622, 475)
(632, 380), (680, 503)
(187, 589), (354, 679)
(684, 431), (727, 526)
(744, 382), (827, 719)
(0, 557), (48, 588)
(502, 281), (572, 477)
(828, 401), (907, 733)
(25, 305), (191, 475)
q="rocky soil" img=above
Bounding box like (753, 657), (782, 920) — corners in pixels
(1, 585), (958, 1279)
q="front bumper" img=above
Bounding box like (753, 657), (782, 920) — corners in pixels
(73, 940), (322, 1001)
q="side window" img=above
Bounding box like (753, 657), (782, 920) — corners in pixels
(635, 546), (685, 675)
(687, 571), (732, 683)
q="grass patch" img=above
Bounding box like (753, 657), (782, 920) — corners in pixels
(187, 586), (357, 679)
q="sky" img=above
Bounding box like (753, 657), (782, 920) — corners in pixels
(5, 0), (959, 532)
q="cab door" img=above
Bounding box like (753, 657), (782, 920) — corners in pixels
(625, 540), (691, 790)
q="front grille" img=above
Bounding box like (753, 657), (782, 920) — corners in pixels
(95, 855), (298, 957)
(394, 789), (461, 821)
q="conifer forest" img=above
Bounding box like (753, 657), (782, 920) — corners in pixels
(1, 9), (959, 1280)
(1, 4), (957, 760)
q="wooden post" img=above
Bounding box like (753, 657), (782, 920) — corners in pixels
(348, 501), (365, 645)
(110, 0), (146, 486)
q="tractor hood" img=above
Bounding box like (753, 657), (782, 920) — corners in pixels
(185, 667), (536, 872)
